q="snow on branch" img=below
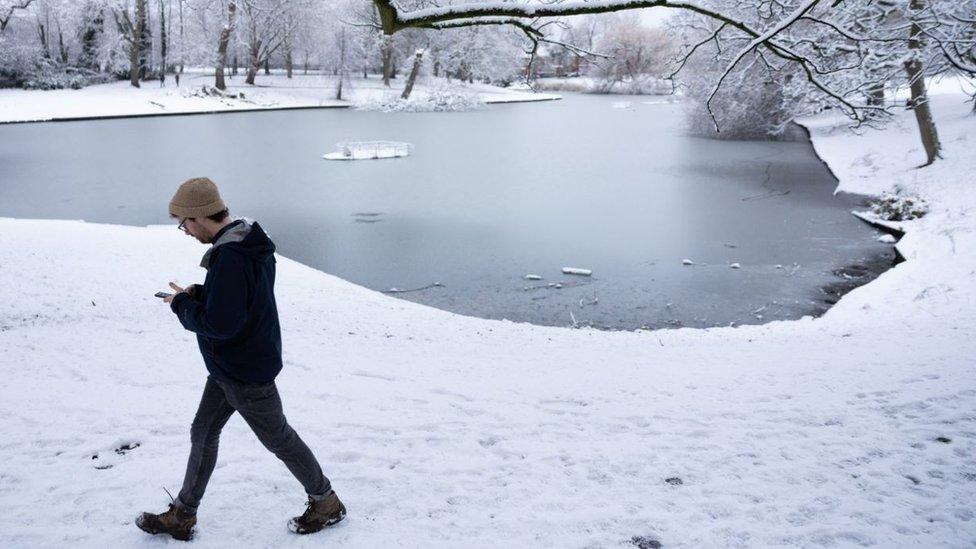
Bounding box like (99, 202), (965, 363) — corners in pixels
(369, 0), (967, 127)
(704, 0), (821, 130)
(0, 0), (33, 33)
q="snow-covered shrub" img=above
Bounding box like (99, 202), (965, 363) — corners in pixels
(356, 84), (483, 112)
(531, 78), (593, 93)
(0, 31), (41, 88)
(870, 193), (928, 221)
(677, 47), (802, 140)
(423, 85), (483, 111)
(666, 8), (817, 141)
(20, 64), (114, 90)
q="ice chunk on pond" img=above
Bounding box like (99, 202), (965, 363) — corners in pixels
(730, 263), (741, 269)
(524, 274), (543, 280)
(682, 259), (695, 266)
(877, 234), (897, 243)
(323, 141), (412, 161)
(562, 267), (592, 276)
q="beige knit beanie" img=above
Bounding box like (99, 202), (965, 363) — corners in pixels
(169, 177), (228, 218)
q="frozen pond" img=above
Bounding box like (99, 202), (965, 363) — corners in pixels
(0, 93), (893, 329)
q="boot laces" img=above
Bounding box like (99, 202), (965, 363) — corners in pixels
(300, 498), (316, 521)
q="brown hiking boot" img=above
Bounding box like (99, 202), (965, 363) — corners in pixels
(135, 503), (196, 541)
(288, 492), (346, 534)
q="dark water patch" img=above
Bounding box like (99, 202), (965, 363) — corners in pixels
(815, 250), (898, 310)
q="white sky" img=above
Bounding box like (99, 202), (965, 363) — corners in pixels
(638, 6), (673, 27)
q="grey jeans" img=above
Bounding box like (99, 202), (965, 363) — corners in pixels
(176, 375), (331, 511)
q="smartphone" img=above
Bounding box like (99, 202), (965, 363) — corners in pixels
(155, 291), (173, 299)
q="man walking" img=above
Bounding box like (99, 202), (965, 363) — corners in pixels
(136, 177), (345, 541)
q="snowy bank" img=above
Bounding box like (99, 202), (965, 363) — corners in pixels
(0, 96), (974, 547)
(0, 73), (559, 124)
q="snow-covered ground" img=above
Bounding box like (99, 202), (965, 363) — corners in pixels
(0, 87), (974, 547)
(0, 72), (559, 123)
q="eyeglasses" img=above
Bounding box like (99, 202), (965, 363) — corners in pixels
(178, 217), (189, 232)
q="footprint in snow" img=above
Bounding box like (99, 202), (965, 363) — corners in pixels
(478, 436), (499, 448)
(91, 441), (141, 470)
(630, 535), (663, 549)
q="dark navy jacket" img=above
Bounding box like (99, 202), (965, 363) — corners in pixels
(170, 220), (283, 383)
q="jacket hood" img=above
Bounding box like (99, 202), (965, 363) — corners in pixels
(200, 219), (276, 269)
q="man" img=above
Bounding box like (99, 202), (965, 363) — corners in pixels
(136, 177), (345, 541)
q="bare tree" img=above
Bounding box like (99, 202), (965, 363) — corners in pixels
(334, 24), (349, 99)
(130, 0), (144, 86)
(0, 0), (34, 34)
(158, 0), (167, 86)
(904, 0), (941, 165)
(590, 14), (673, 93)
(214, 1), (235, 90)
(113, 0), (147, 87)
(33, 3), (48, 59)
(400, 47), (422, 99)
(177, 0), (183, 73)
(238, 0), (289, 85)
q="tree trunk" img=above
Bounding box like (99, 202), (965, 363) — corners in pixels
(232, 53), (238, 76)
(178, 0), (184, 73)
(866, 83), (884, 107)
(400, 50), (423, 100)
(285, 46), (293, 79)
(264, 57), (270, 75)
(158, 0), (166, 85)
(36, 23), (49, 59)
(336, 27), (346, 100)
(904, 60), (941, 166)
(381, 34), (393, 87)
(245, 39), (261, 85)
(57, 22), (68, 63)
(905, 0), (942, 166)
(214, 2), (236, 91)
(136, 0), (150, 80)
(129, 0), (144, 87)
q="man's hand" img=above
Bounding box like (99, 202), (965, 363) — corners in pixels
(163, 281), (185, 304)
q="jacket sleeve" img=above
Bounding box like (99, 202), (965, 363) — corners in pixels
(171, 250), (250, 339)
(188, 284), (206, 302)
